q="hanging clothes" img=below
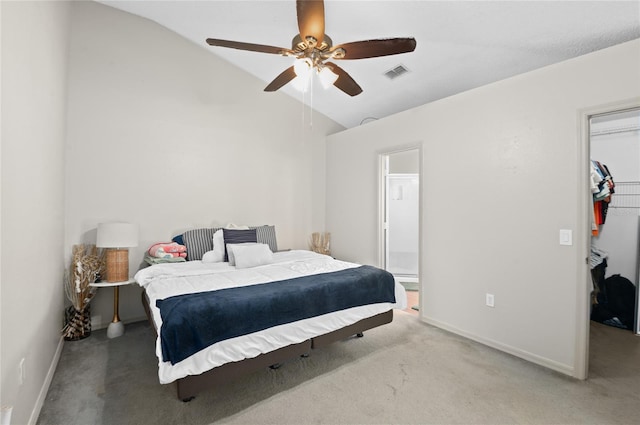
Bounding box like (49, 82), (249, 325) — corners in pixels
(590, 160), (615, 236)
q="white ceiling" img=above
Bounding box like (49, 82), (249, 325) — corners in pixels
(97, 1), (640, 129)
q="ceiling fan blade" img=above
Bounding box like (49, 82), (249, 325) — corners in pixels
(297, 0), (325, 46)
(264, 66), (297, 92)
(332, 38), (416, 60)
(206, 38), (293, 55)
(325, 62), (362, 97)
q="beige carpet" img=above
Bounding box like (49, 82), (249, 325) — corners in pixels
(38, 311), (640, 424)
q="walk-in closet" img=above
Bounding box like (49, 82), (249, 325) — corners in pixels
(589, 109), (640, 334)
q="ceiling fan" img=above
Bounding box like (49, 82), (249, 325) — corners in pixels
(205, 0), (416, 96)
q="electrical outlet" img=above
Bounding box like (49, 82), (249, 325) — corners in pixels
(486, 293), (495, 308)
(18, 358), (26, 385)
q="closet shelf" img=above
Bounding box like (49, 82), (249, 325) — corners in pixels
(610, 181), (640, 209)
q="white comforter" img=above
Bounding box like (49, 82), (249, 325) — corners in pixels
(134, 250), (407, 384)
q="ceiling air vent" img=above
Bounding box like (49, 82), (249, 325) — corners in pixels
(384, 64), (410, 80)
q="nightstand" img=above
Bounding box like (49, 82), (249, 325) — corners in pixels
(90, 278), (135, 338)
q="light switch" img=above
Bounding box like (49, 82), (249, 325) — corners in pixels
(559, 229), (572, 246)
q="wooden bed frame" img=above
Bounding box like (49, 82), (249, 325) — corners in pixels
(141, 291), (393, 401)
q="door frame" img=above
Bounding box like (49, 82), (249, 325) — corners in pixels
(576, 97), (640, 380)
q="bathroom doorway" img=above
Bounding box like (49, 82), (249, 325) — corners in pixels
(381, 148), (420, 315)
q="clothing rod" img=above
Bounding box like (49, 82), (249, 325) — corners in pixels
(590, 125), (640, 136)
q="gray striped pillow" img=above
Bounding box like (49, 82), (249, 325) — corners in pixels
(252, 225), (278, 253)
(182, 227), (221, 261)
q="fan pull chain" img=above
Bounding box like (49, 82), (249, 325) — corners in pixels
(300, 85), (306, 130)
(309, 79), (313, 129)
(299, 80), (314, 132)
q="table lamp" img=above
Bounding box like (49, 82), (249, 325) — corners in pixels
(96, 222), (138, 282)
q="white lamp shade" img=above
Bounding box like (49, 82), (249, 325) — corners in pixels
(96, 222), (138, 248)
(318, 66), (338, 89)
(293, 58), (311, 78)
(292, 58), (312, 92)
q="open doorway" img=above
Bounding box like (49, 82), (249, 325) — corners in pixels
(380, 148), (420, 316)
(587, 107), (640, 378)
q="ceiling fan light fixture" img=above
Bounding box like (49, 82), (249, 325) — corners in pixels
(292, 58), (312, 92)
(291, 75), (310, 92)
(206, 0), (416, 97)
(318, 66), (338, 89)
(293, 58), (312, 78)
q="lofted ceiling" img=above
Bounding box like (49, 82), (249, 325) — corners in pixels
(97, 1), (640, 129)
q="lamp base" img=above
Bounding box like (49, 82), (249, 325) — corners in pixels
(106, 249), (129, 282)
(107, 321), (125, 339)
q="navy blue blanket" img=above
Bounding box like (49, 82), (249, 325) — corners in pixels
(156, 265), (396, 364)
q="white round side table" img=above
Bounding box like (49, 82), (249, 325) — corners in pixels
(90, 278), (136, 338)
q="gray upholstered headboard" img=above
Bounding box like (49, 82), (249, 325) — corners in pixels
(175, 225), (278, 261)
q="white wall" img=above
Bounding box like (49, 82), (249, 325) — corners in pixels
(326, 39), (640, 377)
(65, 2), (343, 327)
(1, 2), (71, 424)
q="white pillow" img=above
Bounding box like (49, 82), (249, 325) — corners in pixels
(212, 229), (225, 260)
(228, 243), (273, 268)
(226, 242), (257, 266)
(201, 249), (217, 263)
(202, 229), (225, 263)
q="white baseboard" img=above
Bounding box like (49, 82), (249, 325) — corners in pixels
(421, 315), (575, 377)
(395, 276), (419, 283)
(29, 336), (64, 425)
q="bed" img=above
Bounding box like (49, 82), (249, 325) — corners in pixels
(135, 227), (407, 401)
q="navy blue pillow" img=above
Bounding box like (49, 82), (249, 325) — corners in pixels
(222, 228), (257, 262)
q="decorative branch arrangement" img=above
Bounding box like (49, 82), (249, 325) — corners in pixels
(62, 244), (106, 341)
(310, 232), (331, 256)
